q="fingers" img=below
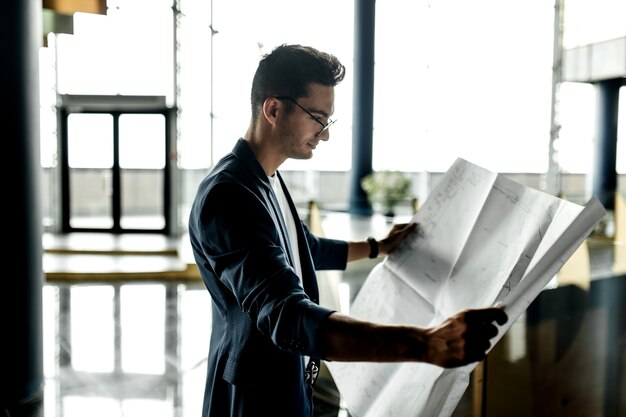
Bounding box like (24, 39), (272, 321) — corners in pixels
(493, 306), (508, 325)
(380, 222), (419, 255)
(389, 222), (418, 242)
(464, 307), (507, 344)
(462, 307), (507, 362)
(394, 222), (418, 233)
(429, 307), (508, 368)
(465, 321), (499, 340)
(465, 306), (508, 326)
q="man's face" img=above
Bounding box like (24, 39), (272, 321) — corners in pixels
(279, 83), (335, 160)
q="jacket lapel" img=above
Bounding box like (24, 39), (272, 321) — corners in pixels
(231, 139), (318, 302)
(231, 139), (296, 268)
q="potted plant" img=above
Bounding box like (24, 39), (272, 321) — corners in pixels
(361, 170), (412, 218)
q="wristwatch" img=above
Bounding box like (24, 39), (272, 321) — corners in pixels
(367, 237), (378, 259)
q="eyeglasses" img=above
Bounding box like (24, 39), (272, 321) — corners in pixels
(274, 96), (336, 136)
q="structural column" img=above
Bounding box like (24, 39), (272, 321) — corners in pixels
(348, 0), (376, 215)
(591, 78), (621, 211)
(0, 0), (45, 414)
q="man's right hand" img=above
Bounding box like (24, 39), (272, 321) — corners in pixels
(422, 306), (508, 367)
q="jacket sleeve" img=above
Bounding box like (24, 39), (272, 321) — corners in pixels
(300, 220), (348, 271)
(190, 179), (335, 357)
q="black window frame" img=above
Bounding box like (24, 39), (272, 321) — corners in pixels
(58, 95), (174, 235)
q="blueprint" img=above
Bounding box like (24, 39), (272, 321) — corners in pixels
(326, 158), (606, 417)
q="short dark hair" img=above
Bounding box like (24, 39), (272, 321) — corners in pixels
(250, 44), (346, 120)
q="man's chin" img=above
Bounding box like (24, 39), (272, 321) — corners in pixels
(291, 152), (314, 160)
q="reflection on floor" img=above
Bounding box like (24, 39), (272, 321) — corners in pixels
(42, 281), (211, 417)
(41, 266), (626, 417)
(39, 207), (626, 417)
(39, 212), (405, 417)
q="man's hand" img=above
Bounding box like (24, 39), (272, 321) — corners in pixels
(379, 222), (418, 256)
(422, 307), (508, 367)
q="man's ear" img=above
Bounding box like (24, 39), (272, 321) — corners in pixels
(262, 97), (280, 127)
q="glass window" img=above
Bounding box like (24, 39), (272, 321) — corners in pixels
(119, 114), (166, 229)
(119, 114), (166, 169)
(177, 2), (213, 169)
(374, 0), (555, 173)
(68, 113), (114, 169)
(209, 0), (354, 172)
(555, 82), (596, 174)
(40, 0), (623, 232)
(68, 113), (114, 229)
(56, 6), (174, 100)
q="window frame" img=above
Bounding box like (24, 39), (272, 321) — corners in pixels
(58, 95), (174, 234)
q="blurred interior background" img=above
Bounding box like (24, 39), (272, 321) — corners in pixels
(3, 0), (625, 416)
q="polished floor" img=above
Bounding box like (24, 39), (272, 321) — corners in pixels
(42, 280), (211, 417)
(39, 212), (398, 417)
(36, 210), (626, 417)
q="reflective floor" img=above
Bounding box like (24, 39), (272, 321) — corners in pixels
(37, 210), (626, 417)
(42, 281), (211, 417)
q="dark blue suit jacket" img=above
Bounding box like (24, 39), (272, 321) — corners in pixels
(188, 138), (348, 417)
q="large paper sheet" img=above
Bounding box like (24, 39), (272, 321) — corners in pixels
(326, 158), (606, 417)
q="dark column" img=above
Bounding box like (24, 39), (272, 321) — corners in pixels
(591, 79), (622, 211)
(348, 0), (376, 216)
(0, 0), (45, 414)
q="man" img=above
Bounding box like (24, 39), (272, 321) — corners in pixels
(188, 44), (507, 417)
